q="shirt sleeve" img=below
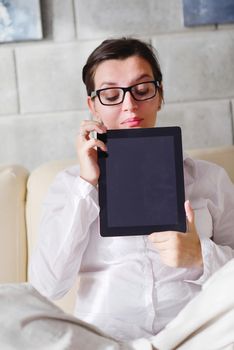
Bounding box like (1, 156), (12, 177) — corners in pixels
(187, 166), (234, 285)
(29, 166), (99, 299)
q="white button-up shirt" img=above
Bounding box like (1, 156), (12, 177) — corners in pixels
(29, 155), (234, 341)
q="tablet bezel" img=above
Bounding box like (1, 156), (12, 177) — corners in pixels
(97, 127), (186, 237)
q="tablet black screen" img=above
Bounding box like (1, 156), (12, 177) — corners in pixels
(98, 127), (186, 236)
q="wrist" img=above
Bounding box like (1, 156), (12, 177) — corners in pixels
(79, 175), (98, 187)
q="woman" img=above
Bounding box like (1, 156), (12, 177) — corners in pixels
(29, 38), (234, 341)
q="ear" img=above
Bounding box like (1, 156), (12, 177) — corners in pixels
(158, 96), (162, 111)
(157, 95), (162, 112)
(87, 96), (101, 122)
(157, 82), (163, 111)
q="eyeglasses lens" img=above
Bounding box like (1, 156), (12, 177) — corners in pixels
(99, 82), (156, 106)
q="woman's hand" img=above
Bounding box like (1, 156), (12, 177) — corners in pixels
(148, 200), (203, 268)
(76, 120), (107, 186)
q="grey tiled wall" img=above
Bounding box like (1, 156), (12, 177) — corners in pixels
(0, 49), (18, 115)
(0, 110), (90, 170)
(153, 31), (234, 103)
(1, 0), (234, 170)
(74, 0), (185, 39)
(158, 100), (233, 148)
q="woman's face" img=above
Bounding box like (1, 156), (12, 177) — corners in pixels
(87, 56), (162, 129)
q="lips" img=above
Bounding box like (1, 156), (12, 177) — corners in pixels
(121, 117), (143, 126)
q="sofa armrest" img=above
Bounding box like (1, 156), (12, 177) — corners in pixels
(0, 164), (29, 283)
(26, 159), (77, 314)
(187, 145), (234, 183)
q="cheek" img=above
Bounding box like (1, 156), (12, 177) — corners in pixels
(140, 105), (158, 127)
(96, 108), (120, 128)
(140, 103), (157, 118)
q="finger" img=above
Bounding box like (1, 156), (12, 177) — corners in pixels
(77, 125), (107, 142)
(84, 138), (107, 152)
(81, 120), (105, 127)
(184, 200), (196, 233)
(184, 200), (193, 222)
(148, 231), (175, 243)
(79, 121), (107, 135)
(81, 120), (107, 131)
(149, 240), (173, 251)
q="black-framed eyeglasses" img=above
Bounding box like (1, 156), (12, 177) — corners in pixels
(90, 80), (160, 106)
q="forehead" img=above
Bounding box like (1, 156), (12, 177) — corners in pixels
(93, 56), (154, 88)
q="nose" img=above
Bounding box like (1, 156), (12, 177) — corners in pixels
(122, 91), (138, 111)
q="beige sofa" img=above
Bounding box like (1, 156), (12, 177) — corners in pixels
(1, 146), (234, 315)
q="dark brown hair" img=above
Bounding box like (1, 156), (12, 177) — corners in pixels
(82, 37), (163, 99)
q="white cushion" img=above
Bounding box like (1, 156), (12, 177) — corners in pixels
(0, 283), (128, 350)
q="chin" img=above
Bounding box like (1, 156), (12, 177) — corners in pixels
(141, 124), (155, 129)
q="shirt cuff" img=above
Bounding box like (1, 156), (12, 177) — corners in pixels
(72, 176), (98, 202)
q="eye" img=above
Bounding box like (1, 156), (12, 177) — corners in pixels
(100, 89), (122, 102)
(133, 84), (149, 96)
(132, 82), (156, 99)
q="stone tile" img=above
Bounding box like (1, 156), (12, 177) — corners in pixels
(157, 99), (233, 149)
(152, 30), (234, 103)
(218, 24), (234, 30)
(15, 41), (101, 113)
(74, 0), (183, 39)
(0, 110), (90, 170)
(0, 49), (18, 115)
(51, 0), (76, 41)
(231, 99), (234, 142)
(40, 0), (76, 40)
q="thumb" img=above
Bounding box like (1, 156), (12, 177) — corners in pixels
(185, 200), (193, 222)
(184, 200), (195, 232)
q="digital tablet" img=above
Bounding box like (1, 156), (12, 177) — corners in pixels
(97, 127), (186, 237)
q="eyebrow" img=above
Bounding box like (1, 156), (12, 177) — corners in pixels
(99, 73), (153, 88)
